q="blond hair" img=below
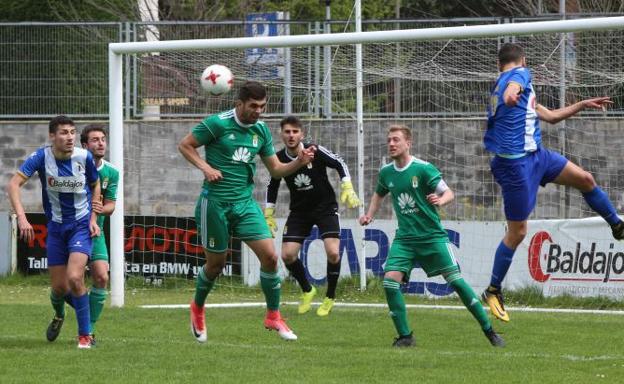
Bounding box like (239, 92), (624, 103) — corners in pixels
(387, 125), (412, 141)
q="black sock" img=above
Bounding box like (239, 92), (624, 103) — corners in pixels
(285, 259), (312, 292)
(326, 261), (341, 299)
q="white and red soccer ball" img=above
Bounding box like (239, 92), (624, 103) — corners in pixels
(200, 64), (234, 95)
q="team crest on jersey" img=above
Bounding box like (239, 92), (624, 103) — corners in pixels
(102, 177), (109, 190)
(412, 176), (418, 188)
(209, 237), (215, 247)
(252, 134), (258, 147)
(76, 162), (84, 174)
(283, 226), (288, 234)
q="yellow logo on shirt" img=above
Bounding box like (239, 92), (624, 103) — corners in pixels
(412, 176), (418, 189)
(252, 134), (258, 147)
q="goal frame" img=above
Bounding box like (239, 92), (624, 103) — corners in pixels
(108, 16), (624, 307)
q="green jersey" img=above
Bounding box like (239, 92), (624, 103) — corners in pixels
(376, 156), (448, 242)
(96, 159), (119, 228)
(192, 109), (275, 202)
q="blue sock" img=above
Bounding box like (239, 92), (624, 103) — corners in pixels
(582, 187), (621, 225)
(73, 293), (91, 336)
(490, 241), (516, 289)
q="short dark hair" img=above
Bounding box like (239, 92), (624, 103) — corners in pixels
(80, 124), (107, 145)
(280, 115), (303, 130)
(238, 81), (267, 102)
(49, 115), (74, 134)
(498, 43), (525, 66)
(388, 124), (412, 141)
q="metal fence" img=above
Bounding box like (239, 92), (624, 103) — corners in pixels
(1, 15), (623, 119)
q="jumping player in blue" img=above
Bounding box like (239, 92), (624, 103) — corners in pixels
(483, 43), (624, 322)
(6, 115), (101, 349)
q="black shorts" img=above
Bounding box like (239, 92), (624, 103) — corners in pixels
(282, 209), (340, 244)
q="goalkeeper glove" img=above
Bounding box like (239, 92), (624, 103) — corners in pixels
(340, 180), (361, 209)
(263, 207), (278, 238)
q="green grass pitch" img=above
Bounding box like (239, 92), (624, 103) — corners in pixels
(1, 280), (623, 384)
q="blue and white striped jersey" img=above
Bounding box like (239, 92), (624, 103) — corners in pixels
(19, 146), (99, 224)
(484, 66), (541, 155)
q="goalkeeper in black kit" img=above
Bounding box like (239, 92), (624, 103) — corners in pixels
(265, 116), (361, 316)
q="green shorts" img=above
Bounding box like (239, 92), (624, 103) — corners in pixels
(91, 233), (109, 263)
(385, 239), (459, 279)
(195, 195), (272, 252)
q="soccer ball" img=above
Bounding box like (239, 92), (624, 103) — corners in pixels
(200, 64), (234, 95)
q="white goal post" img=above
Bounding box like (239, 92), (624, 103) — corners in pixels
(108, 16), (624, 307)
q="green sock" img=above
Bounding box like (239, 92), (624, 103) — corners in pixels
(260, 269), (281, 311)
(447, 273), (492, 331)
(383, 278), (411, 337)
(194, 265), (215, 307)
(89, 287), (108, 332)
(50, 291), (65, 318)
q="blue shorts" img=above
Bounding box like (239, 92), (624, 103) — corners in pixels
(47, 216), (93, 266)
(491, 148), (568, 221)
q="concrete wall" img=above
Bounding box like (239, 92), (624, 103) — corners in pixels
(2, 118), (623, 221)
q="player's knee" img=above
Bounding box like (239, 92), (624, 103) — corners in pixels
(281, 251), (297, 264)
(206, 260), (226, 276)
(66, 273), (85, 292)
(579, 171), (596, 191)
(326, 251), (340, 264)
(506, 227), (527, 247)
(261, 253), (279, 270)
(51, 285), (68, 297)
(93, 272), (108, 288)
(383, 271), (403, 283)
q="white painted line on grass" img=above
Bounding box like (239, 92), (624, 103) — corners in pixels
(139, 302), (624, 315)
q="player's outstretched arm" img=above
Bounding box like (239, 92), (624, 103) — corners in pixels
(359, 192), (384, 226)
(262, 146), (315, 179)
(537, 97), (612, 124)
(6, 173), (34, 243)
(178, 133), (223, 182)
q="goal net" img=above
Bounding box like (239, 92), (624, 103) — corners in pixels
(109, 16), (624, 309)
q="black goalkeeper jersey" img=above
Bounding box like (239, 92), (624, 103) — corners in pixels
(266, 143), (350, 213)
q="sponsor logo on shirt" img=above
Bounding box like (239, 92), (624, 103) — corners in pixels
(294, 174), (313, 191)
(232, 147), (251, 163)
(398, 193), (419, 215)
(47, 176), (85, 193)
